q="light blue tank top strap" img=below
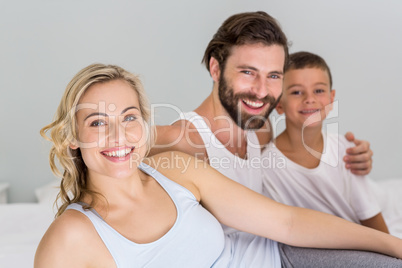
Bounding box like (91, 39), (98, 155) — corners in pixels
(66, 162), (225, 268)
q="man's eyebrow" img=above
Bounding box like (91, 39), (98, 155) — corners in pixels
(237, 65), (258, 71)
(237, 65), (283, 75)
(269, 70), (284, 75)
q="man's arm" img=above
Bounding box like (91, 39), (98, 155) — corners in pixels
(344, 132), (373, 175)
(361, 213), (389, 234)
(149, 123), (207, 159)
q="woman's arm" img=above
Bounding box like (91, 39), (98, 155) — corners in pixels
(164, 152), (402, 259)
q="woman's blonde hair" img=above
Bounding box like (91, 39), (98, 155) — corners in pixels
(40, 64), (154, 217)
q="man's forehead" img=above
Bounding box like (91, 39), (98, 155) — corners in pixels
(222, 48), (284, 77)
(226, 43), (285, 66)
(229, 42), (284, 55)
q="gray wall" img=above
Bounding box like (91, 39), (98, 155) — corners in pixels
(1, 0), (401, 203)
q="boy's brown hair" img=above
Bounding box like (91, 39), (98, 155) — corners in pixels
(287, 51), (333, 88)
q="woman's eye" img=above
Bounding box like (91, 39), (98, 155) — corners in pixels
(90, 120), (106, 127)
(123, 115), (137, 122)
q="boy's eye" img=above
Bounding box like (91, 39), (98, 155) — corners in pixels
(291, 90), (302, 95)
(123, 115), (137, 122)
(90, 120), (106, 127)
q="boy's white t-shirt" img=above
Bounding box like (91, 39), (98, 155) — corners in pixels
(262, 132), (381, 223)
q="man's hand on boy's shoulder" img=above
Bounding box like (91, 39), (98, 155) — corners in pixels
(343, 132), (373, 176)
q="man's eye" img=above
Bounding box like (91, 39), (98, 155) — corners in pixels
(316, 89), (325, 93)
(241, 70), (252, 75)
(123, 115), (137, 122)
(90, 120), (106, 127)
(270, 74), (280, 79)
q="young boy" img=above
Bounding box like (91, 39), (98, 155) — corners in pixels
(262, 51), (389, 233)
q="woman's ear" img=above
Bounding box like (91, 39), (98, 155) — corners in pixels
(69, 138), (79, 150)
(209, 57), (221, 83)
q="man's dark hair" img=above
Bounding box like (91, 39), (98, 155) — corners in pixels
(202, 11), (289, 72)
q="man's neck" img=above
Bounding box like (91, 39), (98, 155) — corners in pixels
(194, 91), (249, 158)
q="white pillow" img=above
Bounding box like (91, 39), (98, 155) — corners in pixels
(34, 180), (60, 205)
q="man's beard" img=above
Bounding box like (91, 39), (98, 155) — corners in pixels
(218, 74), (280, 130)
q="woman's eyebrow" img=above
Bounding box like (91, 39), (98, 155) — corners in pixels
(84, 106), (139, 121)
(84, 112), (108, 121)
(121, 106), (139, 114)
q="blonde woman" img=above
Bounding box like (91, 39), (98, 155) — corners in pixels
(35, 64), (402, 268)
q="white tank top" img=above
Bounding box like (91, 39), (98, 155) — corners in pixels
(67, 162), (225, 268)
(176, 112), (281, 268)
(176, 112), (263, 195)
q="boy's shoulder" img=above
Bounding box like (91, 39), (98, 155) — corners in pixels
(326, 132), (354, 147)
(324, 132), (355, 161)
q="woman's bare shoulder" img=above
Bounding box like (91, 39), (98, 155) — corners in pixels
(34, 208), (114, 267)
(40, 209), (93, 246)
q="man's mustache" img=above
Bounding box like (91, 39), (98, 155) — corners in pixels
(234, 93), (277, 105)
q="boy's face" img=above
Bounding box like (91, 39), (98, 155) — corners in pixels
(277, 67), (335, 129)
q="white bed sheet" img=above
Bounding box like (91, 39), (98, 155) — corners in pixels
(0, 178), (401, 268)
(0, 203), (55, 267)
(370, 178), (402, 238)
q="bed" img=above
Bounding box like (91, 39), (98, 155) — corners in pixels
(0, 181), (57, 267)
(1, 178), (402, 267)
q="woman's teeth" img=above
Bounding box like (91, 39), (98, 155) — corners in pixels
(103, 148), (132, 157)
